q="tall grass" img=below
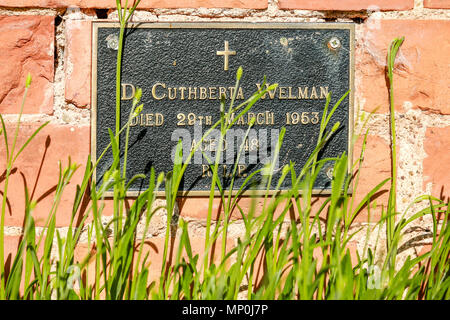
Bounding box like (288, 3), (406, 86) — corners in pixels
(0, 2), (448, 299)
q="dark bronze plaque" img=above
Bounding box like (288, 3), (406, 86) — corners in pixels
(91, 22), (354, 196)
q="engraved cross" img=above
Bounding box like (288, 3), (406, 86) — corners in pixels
(216, 41), (236, 71)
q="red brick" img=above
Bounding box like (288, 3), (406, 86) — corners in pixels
(78, 198), (136, 226)
(65, 20), (91, 109)
(179, 196), (304, 221)
(74, 236), (235, 288)
(140, 236), (235, 281)
(279, 0), (413, 11)
(243, 238), (360, 294)
(358, 20), (450, 115)
(0, 0), (267, 9)
(2, 235), (46, 262)
(423, 127), (450, 200)
(418, 243), (432, 257)
(3, 236), (23, 268)
(179, 196), (254, 220)
(351, 134), (391, 222)
(0, 122), (90, 227)
(424, 0), (450, 9)
(0, 16), (54, 115)
(2, 235), (46, 294)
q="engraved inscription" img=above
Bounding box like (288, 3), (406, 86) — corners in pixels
(216, 40), (236, 71)
(93, 23), (353, 194)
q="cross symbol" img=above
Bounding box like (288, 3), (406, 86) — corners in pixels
(216, 41), (236, 71)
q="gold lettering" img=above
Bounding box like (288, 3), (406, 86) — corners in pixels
(209, 139), (216, 152)
(298, 87), (308, 99)
(223, 165), (232, 178)
(222, 139), (228, 151)
(250, 138), (259, 151)
(128, 113), (164, 127)
(219, 87), (227, 99)
(191, 139), (197, 152)
(247, 113), (255, 125)
(238, 164), (247, 177)
(256, 83), (276, 99)
(255, 83), (265, 98)
(226, 112), (235, 125)
(145, 113), (153, 126)
(121, 83), (136, 100)
(236, 87), (244, 100)
(279, 87), (287, 100)
(202, 165), (211, 178)
(201, 140), (208, 152)
(155, 113), (164, 126)
(144, 83), (328, 102)
(310, 86), (318, 99)
(179, 87), (187, 100)
(188, 87), (197, 100)
(199, 87), (207, 99)
(177, 113), (186, 126)
(228, 87), (236, 98)
(266, 111), (274, 125)
(288, 87), (296, 99)
(152, 83), (166, 100)
(205, 116), (212, 125)
(209, 87), (217, 100)
(130, 115), (138, 126)
(168, 87), (177, 100)
(320, 86), (329, 99)
(256, 113), (265, 125)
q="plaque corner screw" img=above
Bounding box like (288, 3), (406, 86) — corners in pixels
(328, 37), (341, 50)
(326, 167), (334, 179)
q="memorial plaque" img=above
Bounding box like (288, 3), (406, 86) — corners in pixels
(91, 22), (354, 196)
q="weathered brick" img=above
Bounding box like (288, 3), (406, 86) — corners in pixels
(357, 20), (450, 115)
(424, 0), (450, 9)
(351, 134), (391, 222)
(74, 236), (235, 287)
(179, 196), (304, 221)
(0, 0), (267, 9)
(423, 127), (450, 199)
(2, 235), (46, 293)
(65, 20), (91, 109)
(179, 197), (252, 221)
(279, 0), (413, 11)
(0, 122), (90, 227)
(0, 16), (54, 115)
(2, 235), (45, 260)
(3, 236), (23, 268)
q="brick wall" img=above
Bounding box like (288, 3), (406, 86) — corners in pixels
(1, 0), (449, 278)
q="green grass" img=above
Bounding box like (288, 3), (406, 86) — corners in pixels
(0, 2), (448, 300)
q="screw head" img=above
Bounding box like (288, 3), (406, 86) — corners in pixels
(326, 167), (334, 179)
(328, 37), (341, 50)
